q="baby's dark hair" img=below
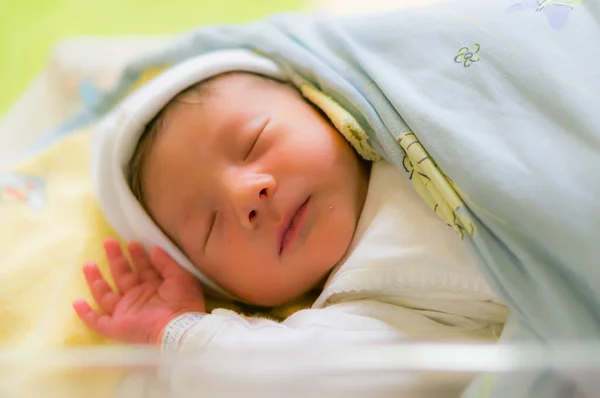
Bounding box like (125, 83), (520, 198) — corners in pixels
(127, 81), (211, 208)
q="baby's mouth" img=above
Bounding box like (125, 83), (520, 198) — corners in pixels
(278, 197), (310, 255)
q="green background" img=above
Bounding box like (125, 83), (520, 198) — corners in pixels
(0, 0), (305, 117)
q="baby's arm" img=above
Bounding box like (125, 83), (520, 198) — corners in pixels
(162, 302), (412, 353)
(161, 296), (500, 356)
(73, 239), (415, 349)
(74, 239), (496, 351)
(74, 240), (502, 396)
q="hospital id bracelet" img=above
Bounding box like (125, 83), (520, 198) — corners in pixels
(160, 312), (206, 353)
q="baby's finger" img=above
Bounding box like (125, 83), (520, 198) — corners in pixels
(128, 242), (160, 282)
(72, 299), (117, 339)
(104, 238), (139, 293)
(150, 247), (193, 280)
(83, 263), (121, 315)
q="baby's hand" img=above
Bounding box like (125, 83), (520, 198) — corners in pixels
(73, 239), (206, 345)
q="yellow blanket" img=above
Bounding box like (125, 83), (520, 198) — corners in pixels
(0, 130), (116, 349)
(0, 130), (127, 396)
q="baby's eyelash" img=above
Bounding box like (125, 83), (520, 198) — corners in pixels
(204, 211), (218, 251)
(244, 117), (270, 161)
(244, 131), (262, 161)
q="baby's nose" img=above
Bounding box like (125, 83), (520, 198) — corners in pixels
(230, 173), (277, 229)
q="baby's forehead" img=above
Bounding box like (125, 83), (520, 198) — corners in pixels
(169, 74), (289, 115)
(205, 72), (290, 100)
(166, 73), (269, 107)
(211, 71), (281, 86)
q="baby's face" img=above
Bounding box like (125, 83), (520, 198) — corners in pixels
(141, 73), (369, 306)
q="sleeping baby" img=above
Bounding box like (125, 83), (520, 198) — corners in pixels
(74, 50), (507, 352)
(69, 1), (600, 395)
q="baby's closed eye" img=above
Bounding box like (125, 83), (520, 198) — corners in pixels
(244, 116), (271, 162)
(203, 210), (218, 253)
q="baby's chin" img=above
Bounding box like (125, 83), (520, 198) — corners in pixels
(232, 264), (334, 308)
(235, 280), (322, 308)
(222, 222), (356, 308)
(246, 236), (355, 307)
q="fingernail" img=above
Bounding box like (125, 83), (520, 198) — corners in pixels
(72, 299), (86, 308)
(103, 237), (118, 247)
(151, 247), (162, 259)
(153, 246), (171, 262)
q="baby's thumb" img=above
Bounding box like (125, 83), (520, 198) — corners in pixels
(150, 247), (189, 279)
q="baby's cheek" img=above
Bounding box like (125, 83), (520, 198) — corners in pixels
(218, 238), (272, 278)
(312, 208), (355, 268)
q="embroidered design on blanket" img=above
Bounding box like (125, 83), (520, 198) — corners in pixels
(454, 44), (481, 67)
(0, 173), (46, 210)
(398, 132), (475, 239)
(507, 0), (583, 30)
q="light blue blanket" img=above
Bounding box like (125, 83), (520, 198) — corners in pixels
(46, 0), (600, 395)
